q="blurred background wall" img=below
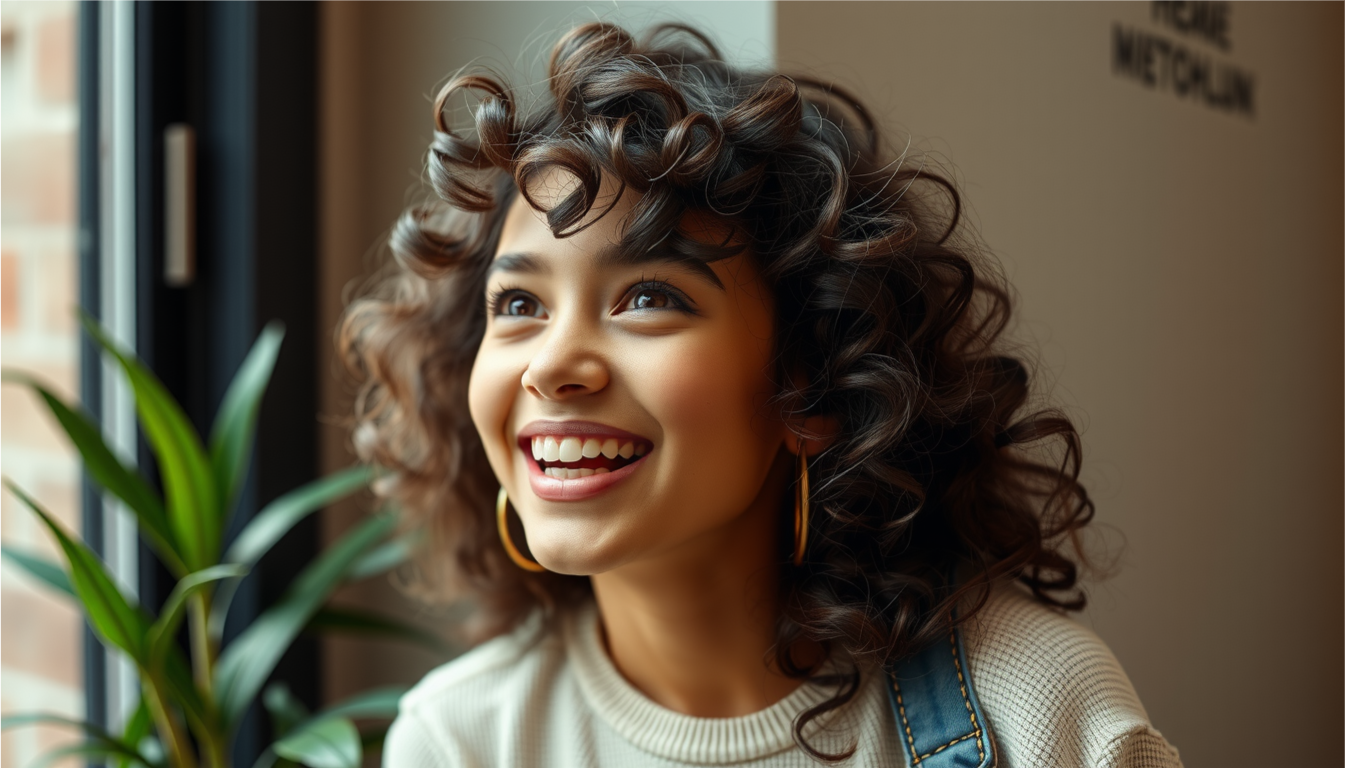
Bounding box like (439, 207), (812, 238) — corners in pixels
(315, 3), (1342, 767)
(0, 3), (84, 765)
(776, 4), (1342, 765)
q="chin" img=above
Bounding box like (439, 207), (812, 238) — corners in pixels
(530, 543), (622, 577)
(523, 521), (634, 576)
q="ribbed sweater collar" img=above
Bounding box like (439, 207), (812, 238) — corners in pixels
(564, 602), (838, 764)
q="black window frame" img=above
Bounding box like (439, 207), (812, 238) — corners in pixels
(78, 3), (321, 764)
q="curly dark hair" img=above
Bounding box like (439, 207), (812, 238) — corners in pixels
(340, 21), (1096, 761)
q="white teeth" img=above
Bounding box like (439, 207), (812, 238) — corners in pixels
(537, 434), (645, 470)
(558, 437), (582, 462)
(595, 467), (610, 474)
(542, 467), (595, 480)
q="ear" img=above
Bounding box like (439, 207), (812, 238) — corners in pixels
(783, 414), (840, 458)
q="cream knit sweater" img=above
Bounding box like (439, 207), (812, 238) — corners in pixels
(383, 582), (1183, 767)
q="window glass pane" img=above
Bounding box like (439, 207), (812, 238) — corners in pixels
(0, 1), (83, 764)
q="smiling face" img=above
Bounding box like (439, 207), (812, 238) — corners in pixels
(467, 182), (790, 575)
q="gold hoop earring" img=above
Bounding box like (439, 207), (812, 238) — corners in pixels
(497, 487), (546, 573)
(793, 444), (810, 566)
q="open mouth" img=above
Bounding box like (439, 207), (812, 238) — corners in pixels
(522, 435), (651, 480)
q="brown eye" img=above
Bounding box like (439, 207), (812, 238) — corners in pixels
(630, 290), (671, 310)
(506, 296), (537, 316)
(491, 290), (545, 318)
(616, 281), (697, 315)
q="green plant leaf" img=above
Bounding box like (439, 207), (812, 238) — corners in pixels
(146, 564), (249, 671)
(114, 699), (157, 768)
(306, 607), (451, 654)
(344, 530), (419, 581)
(81, 313), (220, 571)
(214, 513), (397, 728)
(1, 713), (153, 767)
(1, 712), (114, 737)
(152, 651), (212, 741)
(309, 687), (405, 722)
(210, 322), (284, 516)
(1, 545), (75, 598)
(272, 717), (361, 768)
(260, 686), (403, 768)
(263, 682), (312, 739)
(2, 488), (209, 745)
(224, 466), (373, 567)
(5, 480), (150, 663)
(209, 465), (375, 640)
(29, 741), (155, 768)
(0, 371), (183, 575)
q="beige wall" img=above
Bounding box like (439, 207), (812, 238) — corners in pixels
(778, 3), (1343, 765)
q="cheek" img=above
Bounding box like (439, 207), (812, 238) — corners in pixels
(635, 327), (779, 482)
(467, 343), (517, 472)
(648, 351), (757, 428)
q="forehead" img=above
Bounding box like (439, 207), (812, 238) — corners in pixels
(497, 171), (634, 257)
(494, 170), (742, 289)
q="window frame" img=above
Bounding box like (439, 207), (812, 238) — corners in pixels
(78, 4), (321, 763)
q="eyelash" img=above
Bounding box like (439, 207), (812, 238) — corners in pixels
(486, 284), (531, 317)
(622, 279), (698, 314)
(486, 280), (698, 317)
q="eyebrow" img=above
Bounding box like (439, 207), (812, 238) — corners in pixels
(488, 245), (725, 290)
(487, 252), (549, 277)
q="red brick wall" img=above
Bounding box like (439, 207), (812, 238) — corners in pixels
(1, 2), (84, 766)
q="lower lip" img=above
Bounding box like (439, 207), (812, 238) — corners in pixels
(526, 453), (649, 501)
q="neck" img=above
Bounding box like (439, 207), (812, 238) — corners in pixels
(589, 450), (818, 717)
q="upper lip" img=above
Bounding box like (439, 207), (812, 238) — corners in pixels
(516, 420), (651, 443)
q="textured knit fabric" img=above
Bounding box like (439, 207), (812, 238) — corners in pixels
(383, 581), (1183, 767)
(958, 584), (1183, 767)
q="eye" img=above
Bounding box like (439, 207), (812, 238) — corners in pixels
(504, 295), (539, 316)
(629, 289), (671, 310)
(490, 288), (546, 319)
(618, 281), (696, 314)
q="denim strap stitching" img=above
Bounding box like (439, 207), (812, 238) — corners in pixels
(948, 627), (986, 764)
(893, 683), (919, 763)
(891, 628), (986, 765)
(921, 730), (980, 760)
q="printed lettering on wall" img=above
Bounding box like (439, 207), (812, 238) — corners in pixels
(1112, 1), (1256, 118)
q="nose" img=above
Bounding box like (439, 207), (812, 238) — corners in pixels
(520, 314), (610, 401)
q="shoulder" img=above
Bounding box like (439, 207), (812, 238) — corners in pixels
(383, 613), (565, 768)
(960, 581), (1184, 768)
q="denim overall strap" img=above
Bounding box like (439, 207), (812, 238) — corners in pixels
(885, 609), (997, 767)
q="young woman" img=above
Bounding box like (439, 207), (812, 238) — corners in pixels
(342, 22), (1184, 767)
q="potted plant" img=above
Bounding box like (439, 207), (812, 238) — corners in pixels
(1, 317), (441, 768)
